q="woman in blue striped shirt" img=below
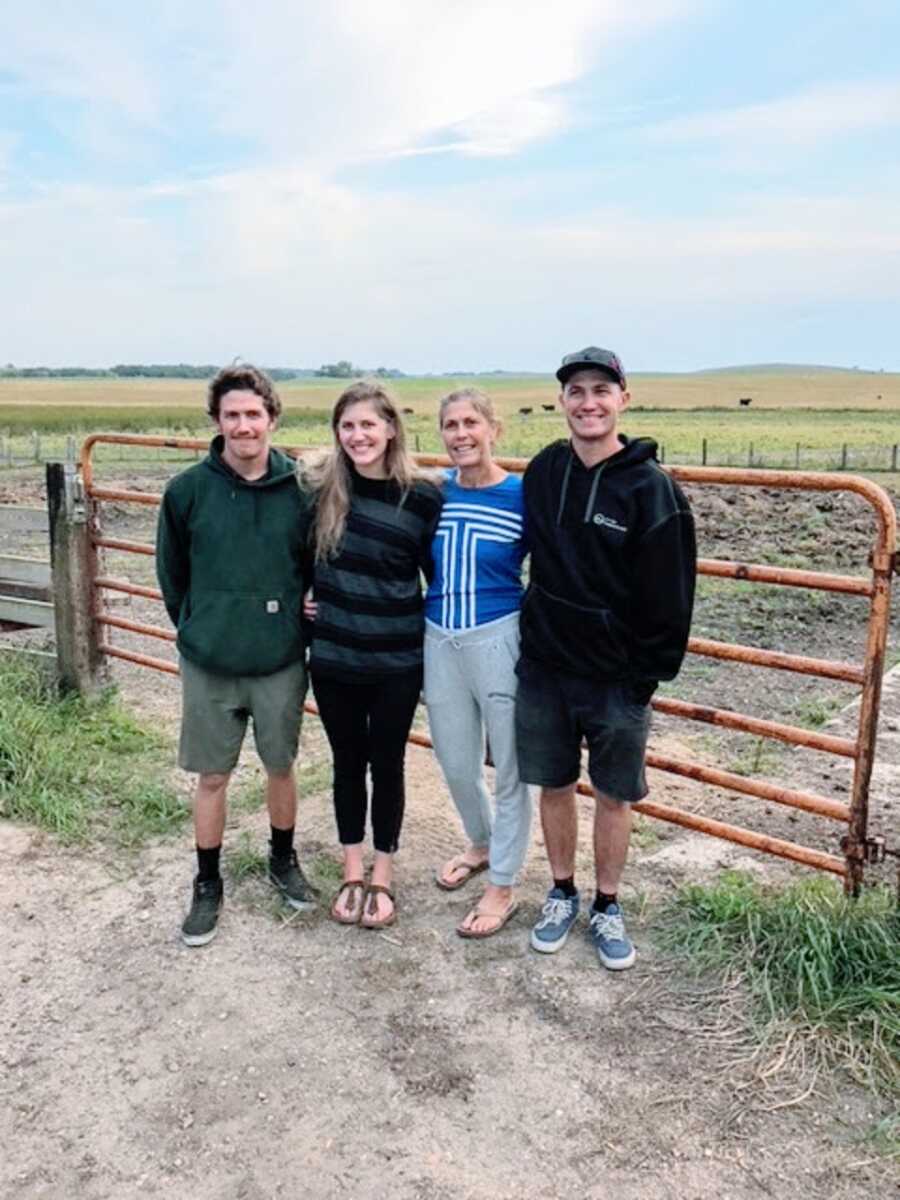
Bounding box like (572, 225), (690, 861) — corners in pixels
(425, 389), (532, 938)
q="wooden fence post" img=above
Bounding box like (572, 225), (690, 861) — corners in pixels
(46, 462), (106, 695)
(892, 444), (898, 472)
(840, 444), (848, 470)
(701, 438), (707, 465)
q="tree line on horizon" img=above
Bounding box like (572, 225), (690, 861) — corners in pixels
(0, 361), (406, 381)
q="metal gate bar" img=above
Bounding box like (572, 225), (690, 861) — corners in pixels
(79, 435), (897, 892)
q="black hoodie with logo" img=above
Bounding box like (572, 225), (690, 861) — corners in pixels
(519, 435), (696, 700)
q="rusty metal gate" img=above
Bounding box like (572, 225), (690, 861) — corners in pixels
(78, 434), (897, 894)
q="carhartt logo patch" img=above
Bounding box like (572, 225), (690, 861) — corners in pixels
(592, 512), (627, 533)
(266, 600), (280, 613)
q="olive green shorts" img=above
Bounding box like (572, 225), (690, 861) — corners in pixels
(178, 656), (308, 775)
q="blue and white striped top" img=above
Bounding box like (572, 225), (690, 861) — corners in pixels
(425, 471), (526, 631)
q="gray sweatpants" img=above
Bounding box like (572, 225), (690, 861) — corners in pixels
(424, 613), (532, 887)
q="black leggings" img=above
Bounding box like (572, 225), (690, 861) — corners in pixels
(311, 670), (422, 853)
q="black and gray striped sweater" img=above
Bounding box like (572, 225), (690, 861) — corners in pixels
(309, 470), (444, 682)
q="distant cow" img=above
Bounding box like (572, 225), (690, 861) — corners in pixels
(402, 407), (415, 415)
(542, 404), (555, 412)
(738, 397), (753, 407)
(518, 407), (533, 416)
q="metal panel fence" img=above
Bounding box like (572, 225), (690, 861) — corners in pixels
(76, 434), (897, 894)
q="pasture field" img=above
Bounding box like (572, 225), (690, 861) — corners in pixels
(1, 369), (898, 471)
(2, 365), (899, 411)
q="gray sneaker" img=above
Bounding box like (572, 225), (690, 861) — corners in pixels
(530, 886), (580, 954)
(268, 849), (317, 911)
(182, 877), (223, 947)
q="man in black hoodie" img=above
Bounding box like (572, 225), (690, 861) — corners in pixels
(157, 365), (315, 946)
(516, 347), (695, 970)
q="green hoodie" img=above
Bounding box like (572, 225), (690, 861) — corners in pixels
(156, 436), (313, 677)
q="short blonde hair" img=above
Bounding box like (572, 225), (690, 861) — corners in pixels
(438, 387), (499, 430)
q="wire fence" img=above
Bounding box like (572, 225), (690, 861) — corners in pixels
(1, 431), (900, 474)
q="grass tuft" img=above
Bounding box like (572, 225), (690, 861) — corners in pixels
(0, 658), (187, 845)
(224, 831), (268, 882)
(659, 872), (900, 1103)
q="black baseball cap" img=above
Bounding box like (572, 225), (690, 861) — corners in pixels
(556, 346), (626, 388)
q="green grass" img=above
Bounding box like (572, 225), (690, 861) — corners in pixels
(224, 831), (268, 882)
(793, 695), (845, 729)
(659, 873), (900, 1106)
(630, 812), (662, 852)
(728, 736), (784, 778)
(2, 406), (897, 469)
(305, 850), (344, 896)
(0, 658), (187, 845)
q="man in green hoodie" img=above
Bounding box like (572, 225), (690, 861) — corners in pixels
(157, 364), (315, 946)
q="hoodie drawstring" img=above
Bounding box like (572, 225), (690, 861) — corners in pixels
(555, 449), (606, 525)
(583, 465), (604, 524)
(556, 453), (574, 525)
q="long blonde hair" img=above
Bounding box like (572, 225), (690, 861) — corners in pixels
(307, 380), (419, 562)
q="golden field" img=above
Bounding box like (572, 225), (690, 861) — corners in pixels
(1, 366), (900, 414)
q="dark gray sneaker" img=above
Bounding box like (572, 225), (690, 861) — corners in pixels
(268, 849), (317, 911)
(181, 877), (223, 947)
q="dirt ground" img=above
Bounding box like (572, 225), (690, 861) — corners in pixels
(2, 463), (899, 1199)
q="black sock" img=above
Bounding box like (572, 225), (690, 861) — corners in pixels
(270, 825), (294, 859)
(196, 845), (221, 883)
(553, 876), (577, 898)
(593, 891), (617, 914)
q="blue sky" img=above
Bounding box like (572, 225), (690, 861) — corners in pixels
(2, 1), (899, 372)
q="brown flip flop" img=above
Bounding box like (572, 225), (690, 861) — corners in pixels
(360, 883), (396, 930)
(435, 855), (489, 892)
(456, 900), (520, 940)
(330, 879), (366, 925)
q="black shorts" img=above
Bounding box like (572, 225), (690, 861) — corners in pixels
(514, 658), (651, 804)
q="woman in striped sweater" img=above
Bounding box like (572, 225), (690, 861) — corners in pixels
(304, 381), (443, 929)
(425, 388), (531, 938)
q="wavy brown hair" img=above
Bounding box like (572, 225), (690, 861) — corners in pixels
(207, 364), (281, 421)
(306, 380), (420, 562)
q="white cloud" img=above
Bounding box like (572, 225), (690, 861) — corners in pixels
(204, 0), (607, 164)
(2, 1), (694, 172)
(3, 167), (898, 368)
(648, 80), (900, 146)
(1, 6), (162, 122)
(3, 3), (897, 370)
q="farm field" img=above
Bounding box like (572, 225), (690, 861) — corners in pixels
(1, 368), (899, 471)
(2, 365), (900, 411)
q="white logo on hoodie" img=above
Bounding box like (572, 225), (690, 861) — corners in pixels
(592, 512), (627, 533)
